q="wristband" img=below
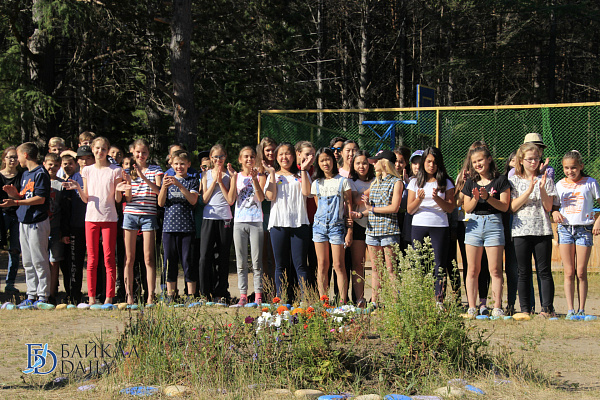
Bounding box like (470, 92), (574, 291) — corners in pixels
(359, 211), (364, 219)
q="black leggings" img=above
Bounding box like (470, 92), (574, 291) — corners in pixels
(199, 219), (233, 300)
(513, 235), (554, 313)
(412, 225), (449, 300)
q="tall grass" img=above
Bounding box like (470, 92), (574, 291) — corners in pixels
(106, 240), (500, 395)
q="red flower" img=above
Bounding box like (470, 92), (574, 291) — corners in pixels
(306, 306), (315, 313)
(320, 295), (329, 302)
(303, 324), (308, 329)
(273, 297), (281, 304)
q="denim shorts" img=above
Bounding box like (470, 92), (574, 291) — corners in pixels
(464, 213), (505, 247)
(365, 234), (400, 247)
(313, 222), (345, 245)
(557, 224), (593, 247)
(122, 213), (159, 232)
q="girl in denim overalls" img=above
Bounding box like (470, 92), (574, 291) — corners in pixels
(302, 148), (352, 303)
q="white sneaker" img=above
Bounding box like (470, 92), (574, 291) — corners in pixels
(491, 308), (505, 317)
(462, 307), (477, 319)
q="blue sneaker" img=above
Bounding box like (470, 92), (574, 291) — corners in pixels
(18, 299), (34, 307)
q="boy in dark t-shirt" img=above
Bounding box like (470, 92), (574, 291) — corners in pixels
(1, 143), (52, 308)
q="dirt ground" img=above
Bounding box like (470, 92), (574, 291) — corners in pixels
(1, 250), (599, 399)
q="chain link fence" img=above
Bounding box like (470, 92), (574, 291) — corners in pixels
(259, 103), (600, 182)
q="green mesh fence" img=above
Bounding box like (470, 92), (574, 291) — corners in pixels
(259, 103), (600, 182)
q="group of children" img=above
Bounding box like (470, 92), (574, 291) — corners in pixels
(2, 131), (598, 318)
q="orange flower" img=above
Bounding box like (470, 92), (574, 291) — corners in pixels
(320, 295), (329, 302)
(277, 305), (289, 315)
(272, 297), (281, 304)
(262, 307), (269, 312)
(306, 306), (315, 314)
(291, 308), (305, 316)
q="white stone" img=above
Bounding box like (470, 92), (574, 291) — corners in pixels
(354, 395), (382, 400)
(294, 389), (325, 399)
(164, 385), (189, 396)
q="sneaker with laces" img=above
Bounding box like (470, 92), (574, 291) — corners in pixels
(462, 307), (477, 319)
(491, 308), (505, 318)
(18, 299), (34, 308)
(576, 310), (586, 316)
(566, 310), (576, 320)
(230, 297), (248, 308)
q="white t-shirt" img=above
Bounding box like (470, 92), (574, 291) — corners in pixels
(349, 178), (372, 228)
(234, 173), (263, 223)
(310, 175), (351, 221)
(554, 176), (600, 226)
(267, 173), (309, 229)
(407, 177), (455, 227)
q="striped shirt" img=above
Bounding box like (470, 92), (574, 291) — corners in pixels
(124, 164), (164, 215)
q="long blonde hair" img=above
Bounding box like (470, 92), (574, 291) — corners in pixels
(372, 159), (401, 187)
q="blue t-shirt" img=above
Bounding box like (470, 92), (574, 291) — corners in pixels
(163, 175), (200, 233)
(68, 172), (87, 229)
(17, 165), (50, 224)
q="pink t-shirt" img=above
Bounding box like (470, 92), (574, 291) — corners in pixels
(81, 164), (123, 222)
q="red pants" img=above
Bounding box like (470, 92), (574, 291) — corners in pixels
(85, 221), (117, 299)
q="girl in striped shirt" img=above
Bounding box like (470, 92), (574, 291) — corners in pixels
(122, 138), (163, 305)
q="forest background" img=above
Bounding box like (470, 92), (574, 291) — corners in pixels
(1, 0), (600, 157)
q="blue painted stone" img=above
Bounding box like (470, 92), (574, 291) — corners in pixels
(205, 301), (215, 306)
(119, 386), (159, 396)
(90, 304), (103, 310)
(126, 304), (139, 310)
(144, 304), (155, 309)
(572, 315), (585, 321)
(475, 315), (489, 320)
(283, 303), (292, 309)
(503, 316), (513, 320)
(172, 304), (185, 308)
(549, 317), (559, 321)
(101, 304), (116, 310)
(4, 303), (16, 310)
(585, 315), (597, 321)
(384, 395), (412, 400)
(19, 305), (35, 310)
(318, 395), (346, 400)
(67, 304), (76, 309)
(260, 303), (271, 307)
(245, 302), (258, 308)
(188, 302), (202, 308)
(464, 385), (485, 395)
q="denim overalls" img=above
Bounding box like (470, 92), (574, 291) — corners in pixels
(312, 177), (346, 245)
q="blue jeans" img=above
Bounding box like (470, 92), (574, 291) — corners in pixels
(3, 213), (20, 286)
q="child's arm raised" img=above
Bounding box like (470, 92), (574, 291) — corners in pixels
(174, 176), (199, 206)
(62, 178), (89, 203)
(251, 168), (265, 202)
(225, 163), (238, 205)
(263, 161), (277, 201)
(134, 164), (162, 195)
(300, 155), (314, 197)
(432, 185), (455, 213)
(157, 176), (171, 207)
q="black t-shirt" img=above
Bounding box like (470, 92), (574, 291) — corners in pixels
(0, 171), (22, 216)
(461, 174), (510, 215)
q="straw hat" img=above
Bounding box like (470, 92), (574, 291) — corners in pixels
(523, 132), (547, 148)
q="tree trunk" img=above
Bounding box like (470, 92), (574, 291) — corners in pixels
(170, 0), (198, 151)
(358, 0), (369, 133)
